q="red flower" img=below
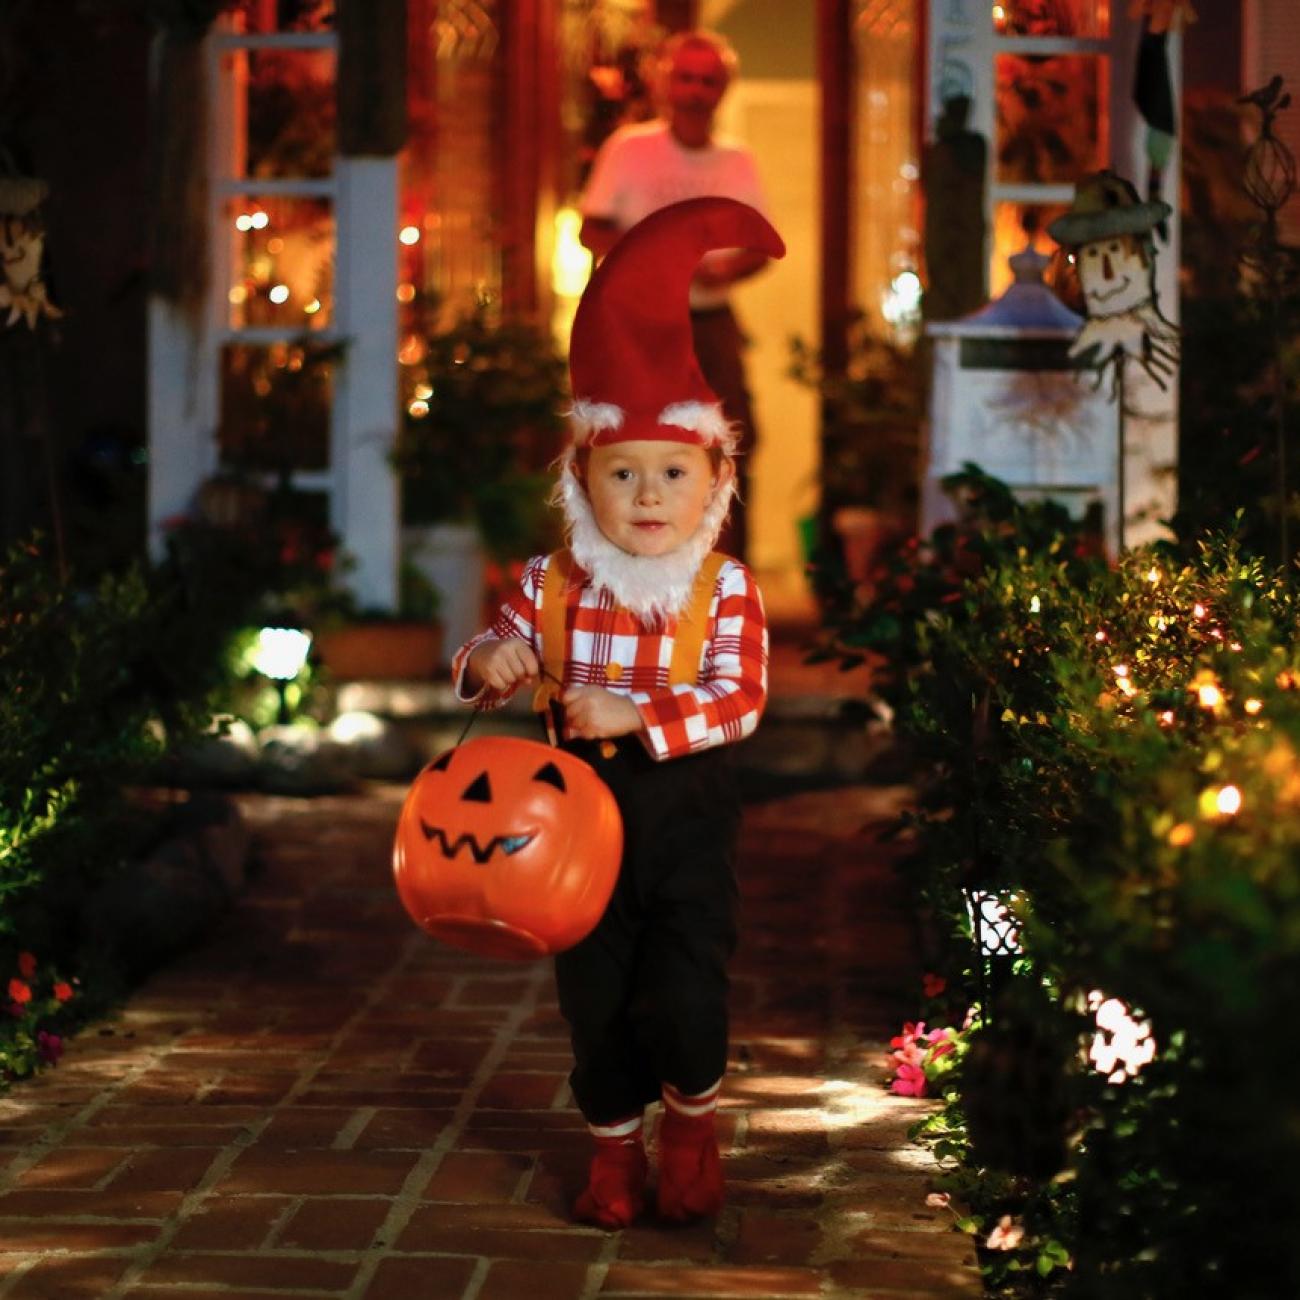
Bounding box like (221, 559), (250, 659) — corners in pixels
(53, 982), (74, 1003)
(36, 1031), (63, 1066)
(8, 978), (32, 1005)
(17, 952), (36, 979)
(922, 972), (947, 998)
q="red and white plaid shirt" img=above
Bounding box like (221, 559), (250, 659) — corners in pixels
(452, 553), (769, 762)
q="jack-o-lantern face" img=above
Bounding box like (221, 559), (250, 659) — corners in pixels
(1077, 235), (1151, 318)
(393, 736), (623, 960)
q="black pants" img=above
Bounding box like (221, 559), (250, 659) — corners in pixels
(691, 305), (756, 565)
(554, 739), (741, 1126)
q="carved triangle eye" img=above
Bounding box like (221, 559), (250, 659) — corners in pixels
(462, 772), (492, 802)
(428, 750), (453, 773)
(533, 762), (566, 792)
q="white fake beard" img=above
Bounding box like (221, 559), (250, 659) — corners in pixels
(552, 451), (736, 624)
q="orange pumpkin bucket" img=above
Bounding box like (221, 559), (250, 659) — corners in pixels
(393, 736), (623, 960)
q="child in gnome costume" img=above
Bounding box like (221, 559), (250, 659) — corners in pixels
(452, 196), (784, 1228)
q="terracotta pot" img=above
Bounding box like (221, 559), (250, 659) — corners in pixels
(315, 622), (443, 681)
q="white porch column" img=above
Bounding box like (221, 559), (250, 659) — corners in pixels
(146, 300), (218, 558)
(333, 155), (399, 611)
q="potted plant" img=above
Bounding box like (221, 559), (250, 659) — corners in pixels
(390, 296), (568, 657)
(309, 555), (444, 682)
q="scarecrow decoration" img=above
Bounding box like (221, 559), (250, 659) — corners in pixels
(1048, 170), (1180, 395)
(0, 175), (62, 331)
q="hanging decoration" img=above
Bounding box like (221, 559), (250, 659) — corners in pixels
(1126, 0), (1197, 36)
(0, 175), (62, 331)
(1047, 171), (1180, 394)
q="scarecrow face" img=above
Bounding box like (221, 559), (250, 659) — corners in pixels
(1076, 235), (1151, 317)
(0, 216), (43, 295)
(392, 736), (622, 959)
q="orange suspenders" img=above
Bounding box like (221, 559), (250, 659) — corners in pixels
(533, 549), (727, 726)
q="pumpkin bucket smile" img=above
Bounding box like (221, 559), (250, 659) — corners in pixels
(393, 736), (623, 960)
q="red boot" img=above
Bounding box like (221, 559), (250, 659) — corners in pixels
(573, 1127), (648, 1230)
(656, 1090), (725, 1223)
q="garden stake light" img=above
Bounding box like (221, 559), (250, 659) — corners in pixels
(964, 888), (1023, 1018)
(250, 625), (313, 724)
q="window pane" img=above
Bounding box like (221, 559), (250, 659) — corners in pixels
(403, 0), (502, 322)
(855, 0), (921, 341)
(225, 195), (334, 329)
(219, 343), (336, 474)
(227, 0), (336, 34)
(990, 201), (1076, 300)
(992, 0), (1109, 38)
(242, 49), (337, 179)
(996, 53), (1107, 184)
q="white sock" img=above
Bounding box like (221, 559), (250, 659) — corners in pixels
(662, 1078), (721, 1119)
(589, 1113), (644, 1143)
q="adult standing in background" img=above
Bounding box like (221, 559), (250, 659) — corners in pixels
(579, 29), (773, 564)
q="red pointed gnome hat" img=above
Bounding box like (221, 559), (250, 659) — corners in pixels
(568, 197), (785, 448)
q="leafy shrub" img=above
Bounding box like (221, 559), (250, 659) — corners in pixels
(848, 487), (1300, 1297)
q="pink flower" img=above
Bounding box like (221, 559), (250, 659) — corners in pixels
(928, 1038), (956, 1061)
(891, 1040), (926, 1068)
(923, 972), (948, 998)
(17, 952), (36, 980)
(986, 1214), (1025, 1251)
(925, 1191), (951, 1208)
(890, 1061), (928, 1097)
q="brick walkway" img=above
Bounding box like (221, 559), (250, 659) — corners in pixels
(0, 782), (981, 1299)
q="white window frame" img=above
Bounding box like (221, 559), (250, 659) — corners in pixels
(148, 21), (399, 609)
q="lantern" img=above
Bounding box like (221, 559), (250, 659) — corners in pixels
(393, 736), (623, 960)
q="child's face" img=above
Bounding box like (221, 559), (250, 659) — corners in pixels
(582, 440), (729, 557)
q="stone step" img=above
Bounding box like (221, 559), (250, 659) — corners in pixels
(330, 679), (896, 790)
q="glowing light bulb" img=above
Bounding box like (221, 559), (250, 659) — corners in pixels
(1167, 822), (1195, 847)
(396, 282), (416, 303)
(1216, 785), (1242, 816)
(408, 399), (430, 418)
(268, 284), (290, 305)
(1095, 630), (1107, 643)
(235, 213), (254, 232)
(1196, 682), (1224, 709)
(1029, 595), (1041, 613)
(304, 298), (321, 314)
(399, 225), (421, 246)
(1193, 603), (1207, 620)
(250, 211), (269, 230)
(1245, 698), (1263, 715)
(1146, 567), (1161, 584)
(228, 285), (248, 304)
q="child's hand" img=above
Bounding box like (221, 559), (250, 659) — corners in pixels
(562, 686), (643, 740)
(467, 638), (540, 694)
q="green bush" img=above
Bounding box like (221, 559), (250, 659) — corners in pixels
(841, 484), (1300, 1296)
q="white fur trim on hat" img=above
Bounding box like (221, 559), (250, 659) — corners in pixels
(568, 400), (623, 444)
(657, 401), (734, 450)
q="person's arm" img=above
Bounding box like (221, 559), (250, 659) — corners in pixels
(692, 247), (771, 290)
(579, 216), (622, 259)
(626, 562), (768, 761)
(451, 556), (546, 708)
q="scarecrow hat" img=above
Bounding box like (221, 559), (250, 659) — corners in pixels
(1047, 171), (1171, 248)
(568, 196), (785, 448)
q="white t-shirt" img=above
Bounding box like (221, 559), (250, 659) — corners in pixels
(580, 121), (769, 310)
